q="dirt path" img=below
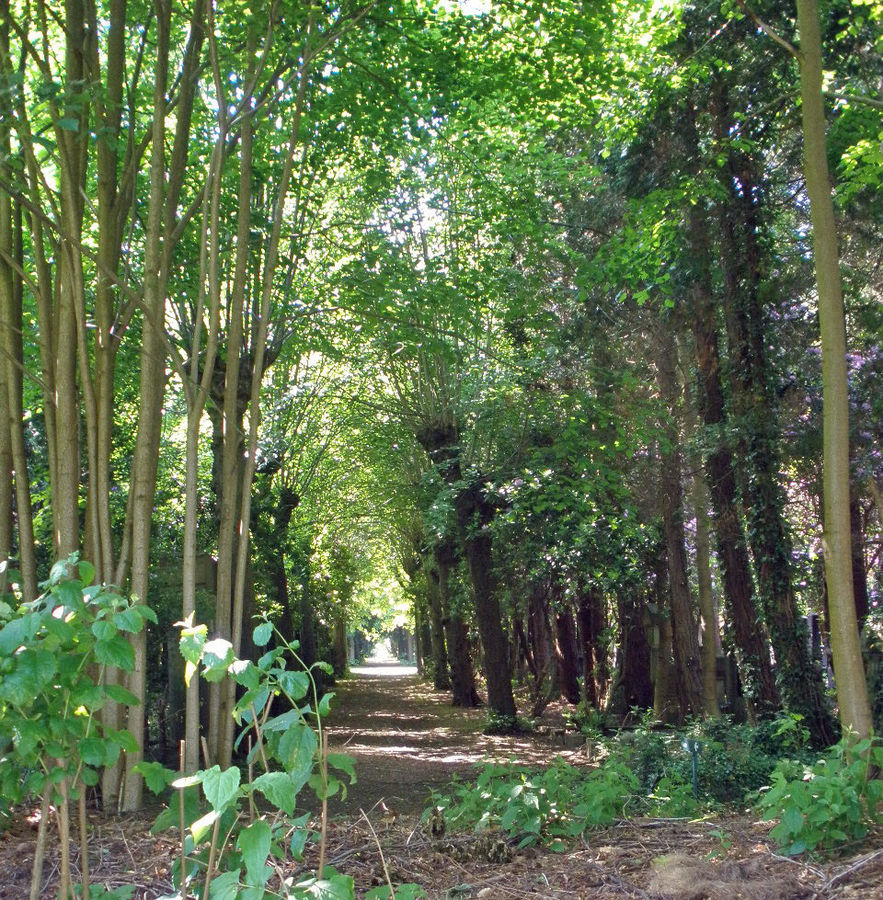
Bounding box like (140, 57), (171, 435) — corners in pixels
(325, 660), (577, 818)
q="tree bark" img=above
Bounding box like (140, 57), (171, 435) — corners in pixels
(554, 607), (581, 705)
(714, 119), (835, 745)
(455, 479), (517, 721)
(686, 194), (779, 715)
(436, 541), (479, 706)
(795, 0), (872, 738)
(654, 324), (705, 718)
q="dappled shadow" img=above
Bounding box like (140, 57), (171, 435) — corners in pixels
(324, 663), (586, 816)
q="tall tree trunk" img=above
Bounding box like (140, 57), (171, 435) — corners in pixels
(577, 585), (608, 708)
(849, 490), (869, 628)
(424, 560), (452, 690)
(686, 194), (778, 716)
(795, 0), (872, 739)
(654, 324), (704, 718)
(122, 0), (173, 810)
(436, 541), (479, 705)
(455, 479), (517, 722)
(716, 125), (835, 746)
(693, 469), (721, 717)
(554, 606), (581, 705)
(0, 45), (36, 600)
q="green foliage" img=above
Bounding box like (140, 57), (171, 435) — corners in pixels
(148, 617), (359, 899)
(0, 556), (146, 820)
(755, 737), (883, 856)
(606, 713), (812, 807)
(426, 757), (639, 848)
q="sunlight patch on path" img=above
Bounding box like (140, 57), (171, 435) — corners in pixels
(349, 661), (418, 678)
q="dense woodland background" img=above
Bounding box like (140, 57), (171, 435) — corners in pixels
(0, 0), (881, 814)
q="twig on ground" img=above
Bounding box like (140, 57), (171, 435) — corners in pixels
(822, 848), (883, 892)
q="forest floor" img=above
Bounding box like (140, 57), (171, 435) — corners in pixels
(2, 657), (882, 899)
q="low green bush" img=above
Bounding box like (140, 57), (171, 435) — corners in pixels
(755, 736), (883, 856)
(426, 757), (639, 848)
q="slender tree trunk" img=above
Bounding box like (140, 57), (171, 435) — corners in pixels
(654, 325), (704, 718)
(554, 607), (581, 705)
(686, 198), (778, 715)
(849, 491), (869, 628)
(425, 561), (452, 690)
(715, 124), (835, 745)
(796, 0), (872, 739)
(122, 0), (173, 810)
(455, 480), (516, 721)
(436, 542), (479, 705)
(693, 470), (721, 717)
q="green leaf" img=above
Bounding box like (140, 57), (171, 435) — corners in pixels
(202, 638), (234, 682)
(317, 692), (335, 717)
(78, 737), (107, 767)
(104, 683), (140, 706)
(56, 117), (80, 131)
(253, 771), (299, 816)
(327, 753), (356, 784)
(76, 560), (95, 585)
(179, 620), (207, 665)
(288, 813), (311, 859)
(190, 808), (219, 844)
(113, 608), (143, 633)
(0, 612), (39, 655)
(94, 634), (135, 671)
(293, 867), (355, 899)
(134, 604), (158, 624)
(107, 728), (140, 753)
(201, 764), (241, 812)
(209, 870), (242, 900)
(133, 761), (176, 795)
(92, 619), (117, 641)
(367, 886), (427, 900)
(237, 819), (272, 886)
(277, 723), (318, 781)
(782, 805), (804, 836)
(253, 621), (273, 646)
(278, 670), (310, 700)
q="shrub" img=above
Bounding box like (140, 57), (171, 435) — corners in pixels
(755, 736), (883, 856)
(427, 757), (639, 848)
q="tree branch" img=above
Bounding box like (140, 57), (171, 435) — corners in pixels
(734, 0), (801, 59)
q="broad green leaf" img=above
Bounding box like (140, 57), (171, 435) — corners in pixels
(104, 683), (140, 706)
(92, 620), (117, 641)
(134, 605), (158, 624)
(107, 728), (140, 753)
(133, 761), (176, 795)
(202, 638), (234, 682)
(0, 612), (39, 655)
(253, 621), (273, 646)
(253, 771), (298, 816)
(237, 819), (272, 886)
(293, 867), (355, 899)
(179, 621), (207, 665)
(94, 634), (135, 671)
(289, 813), (311, 859)
(209, 870), (242, 900)
(230, 659), (260, 690)
(201, 764), (241, 812)
(367, 886), (426, 900)
(190, 808), (219, 844)
(327, 753), (356, 784)
(277, 723), (318, 781)
(278, 670), (310, 700)
(113, 608), (143, 633)
(78, 737), (107, 767)
(76, 560), (95, 585)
